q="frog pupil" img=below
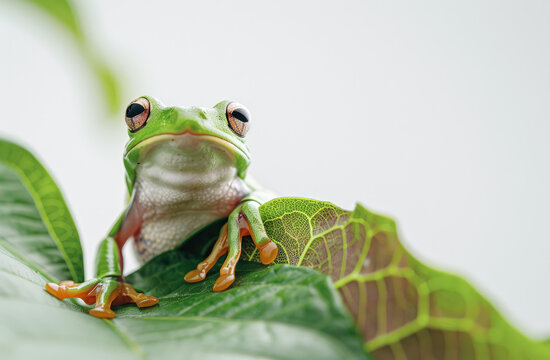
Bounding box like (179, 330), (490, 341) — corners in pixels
(126, 103), (145, 118)
(232, 108), (249, 123)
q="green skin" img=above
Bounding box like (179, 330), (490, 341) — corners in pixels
(46, 96), (275, 317)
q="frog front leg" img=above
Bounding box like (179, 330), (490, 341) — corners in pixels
(45, 236), (158, 318)
(45, 208), (158, 318)
(184, 199), (278, 291)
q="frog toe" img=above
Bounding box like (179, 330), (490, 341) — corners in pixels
(45, 282), (65, 300)
(89, 305), (116, 319)
(118, 282), (158, 308)
(184, 223), (229, 285)
(186, 201), (276, 292)
(259, 241), (278, 265)
(45, 279), (99, 305)
(184, 268), (207, 283)
(213, 274), (235, 292)
(136, 296), (159, 308)
(240, 201), (279, 265)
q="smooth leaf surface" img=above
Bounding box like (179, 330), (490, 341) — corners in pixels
(241, 198), (550, 359)
(124, 250), (367, 359)
(0, 244), (367, 359)
(0, 139), (83, 282)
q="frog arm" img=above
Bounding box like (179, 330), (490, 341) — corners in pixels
(242, 176), (276, 205)
(111, 199), (143, 274)
(239, 177), (278, 248)
(45, 202), (158, 318)
(95, 236), (122, 279)
(87, 198), (142, 277)
(184, 180), (278, 291)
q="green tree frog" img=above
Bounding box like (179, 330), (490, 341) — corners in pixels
(45, 97), (278, 318)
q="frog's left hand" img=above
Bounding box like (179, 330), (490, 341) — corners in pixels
(184, 200), (278, 291)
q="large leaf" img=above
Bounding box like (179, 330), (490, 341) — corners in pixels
(124, 251), (367, 359)
(241, 198), (550, 359)
(2, 138), (547, 359)
(0, 139), (367, 358)
(0, 139), (83, 282)
(9, 0), (121, 113)
(0, 240), (367, 359)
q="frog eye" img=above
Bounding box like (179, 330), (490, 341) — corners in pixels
(226, 102), (250, 137)
(125, 97), (150, 132)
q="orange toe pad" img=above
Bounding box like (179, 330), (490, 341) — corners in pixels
(259, 242), (278, 265)
(213, 274), (235, 292)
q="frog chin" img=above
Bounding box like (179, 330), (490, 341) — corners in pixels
(127, 131), (249, 174)
(136, 131), (238, 157)
(134, 132), (242, 189)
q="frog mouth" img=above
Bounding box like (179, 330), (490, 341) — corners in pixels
(129, 130), (248, 162)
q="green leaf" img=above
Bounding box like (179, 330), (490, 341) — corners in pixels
(11, 0), (121, 113)
(0, 139), (367, 358)
(23, 0), (83, 40)
(0, 139), (84, 282)
(241, 198), (550, 358)
(2, 137), (546, 359)
(125, 250), (367, 359)
(0, 240), (368, 359)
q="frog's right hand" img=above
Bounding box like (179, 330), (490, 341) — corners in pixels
(45, 276), (158, 319)
(45, 236), (158, 319)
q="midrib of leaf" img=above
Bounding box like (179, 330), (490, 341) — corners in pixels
(0, 237), (56, 283)
(295, 213), (332, 267)
(0, 139), (83, 282)
(0, 239), (367, 359)
(0, 243), (148, 360)
(0, 140), (147, 359)
(0, 245), (145, 359)
(103, 319), (146, 359)
(5, 163), (78, 281)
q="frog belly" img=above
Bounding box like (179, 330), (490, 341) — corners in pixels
(136, 211), (222, 262)
(134, 180), (247, 262)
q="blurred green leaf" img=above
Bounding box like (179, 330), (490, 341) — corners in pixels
(13, 0), (121, 114)
(87, 51), (121, 114)
(24, 0), (83, 39)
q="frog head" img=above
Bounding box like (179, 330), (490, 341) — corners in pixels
(122, 96), (251, 192)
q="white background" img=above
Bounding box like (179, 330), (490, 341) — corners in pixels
(0, 1), (548, 337)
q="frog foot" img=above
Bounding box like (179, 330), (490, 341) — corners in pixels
(45, 277), (158, 319)
(184, 201), (278, 291)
